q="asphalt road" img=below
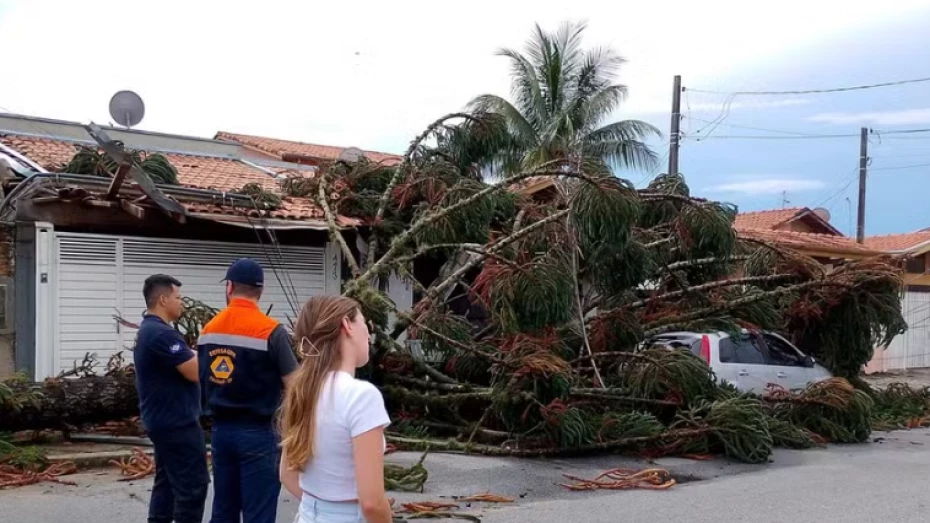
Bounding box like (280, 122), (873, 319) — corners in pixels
(1, 429), (927, 523)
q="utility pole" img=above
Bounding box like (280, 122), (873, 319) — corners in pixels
(856, 127), (868, 243)
(668, 75), (682, 175)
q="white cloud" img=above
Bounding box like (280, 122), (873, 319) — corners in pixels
(707, 179), (826, 195)
(0, 0), (926, 152)
(807, 108), (930, 126)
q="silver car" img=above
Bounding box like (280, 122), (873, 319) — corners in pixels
(646, 330), (833, 393)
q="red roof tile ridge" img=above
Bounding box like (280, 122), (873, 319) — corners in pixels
(864, 230), (930, 239)
(740, 227), (842, 237)
(738, 207), (806, 216)
(216, 131), (400, 159)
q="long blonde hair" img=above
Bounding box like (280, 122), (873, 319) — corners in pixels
(278, 295), (361, 470)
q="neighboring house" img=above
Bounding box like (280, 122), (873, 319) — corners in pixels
(735, 207), (930, 372)
(0, 112), (406, 380)
(734, 207), (843, 235)
(863, 230), (930, 372)
(733, 207), (879, 264)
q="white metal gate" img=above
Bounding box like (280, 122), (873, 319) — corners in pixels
(52, 232), (330, 375)
(883, 289), (930, 370)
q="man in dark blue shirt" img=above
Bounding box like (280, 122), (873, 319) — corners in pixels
(135, 274), (208, 523)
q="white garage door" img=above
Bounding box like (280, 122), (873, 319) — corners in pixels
(53, 232), (328, 375)
(883, 289), (930, 370)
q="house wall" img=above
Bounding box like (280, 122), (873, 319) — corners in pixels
(866, 284), (930, 373)
(13, 223), (35, 379)
(0, 225), (13, 378)
(865, 253), (930, 372)
(779, 221), (821, 234)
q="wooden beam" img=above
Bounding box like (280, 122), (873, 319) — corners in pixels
(105, 162), (132, 200)
(30, 196), (64, 205)
(83, 200), (119, 209)
(120, 199), (147, 220)
(84, 124), (188, 219)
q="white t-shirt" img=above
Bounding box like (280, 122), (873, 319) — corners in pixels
(298, 371), (391, 502)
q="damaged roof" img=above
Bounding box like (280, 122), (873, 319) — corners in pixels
(0, 131), (354, 226)
(216, 131), (402, 166)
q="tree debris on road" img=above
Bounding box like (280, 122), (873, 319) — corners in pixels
(0, 462), (77, 489)
(110, 448), (155, 481)
(561, 467), (676, 491)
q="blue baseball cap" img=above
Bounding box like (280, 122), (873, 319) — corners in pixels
(222, 258), (264, 287)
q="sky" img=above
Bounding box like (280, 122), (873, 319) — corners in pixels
(1, 0), (930, 235)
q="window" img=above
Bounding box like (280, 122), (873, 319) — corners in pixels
(762, 334), (805, 367)
(905, 256), (925, 274)
(646, 336), (699, 356)
(719, 336), (766, 365)
(0, 278), (11, 334)
(0, 284), (6, 330)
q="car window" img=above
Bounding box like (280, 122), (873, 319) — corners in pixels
(719, 336), (766, 365)
(647, 336), (699, 356)
(762, 334), (805, 367)
(689, 340), (702, 357)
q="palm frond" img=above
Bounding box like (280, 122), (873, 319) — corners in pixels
(494, 48), (547, 130)
(467, 95), (538, 150)
(580, 85), (629, 132)
(583, 137), (659, 172)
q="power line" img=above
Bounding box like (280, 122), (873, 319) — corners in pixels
(808, 167), (860, 210)
(871, 152), (930, 159)
(689, 128), (930, 141)
(688, 133), (860, 141)
(687, 76), (930, 96)
(684, 117), (840, 137)
(870, 161), (930, 172)
(878, 128), (930, 135)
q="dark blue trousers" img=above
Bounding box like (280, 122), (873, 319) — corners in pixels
(209, 421), (282, 523)
(148, 422), (210, 523)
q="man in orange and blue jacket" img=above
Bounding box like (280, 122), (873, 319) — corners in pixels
(198, 258), (297, 523)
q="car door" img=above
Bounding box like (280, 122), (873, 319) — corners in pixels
(715, 334), (771, 393)
(759, 332), (812, 390)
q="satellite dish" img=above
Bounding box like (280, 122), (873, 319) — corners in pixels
(108, 90), (145, 128)
(338, 147), (364, 163)
(811, 207), (831, 222)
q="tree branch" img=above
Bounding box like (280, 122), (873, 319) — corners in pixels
(427, 208), (571, 300)
(367, 112), (479, 270)
(640, 280), (853, 337)
(627, 274), (797, 309)
(664, 255), (750, 272)
(350, 159), (573, 293)
(316, 170), (361, 278)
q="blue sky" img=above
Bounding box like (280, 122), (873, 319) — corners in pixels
(0, 1), (928, 236)
(625, 11), (930, 236)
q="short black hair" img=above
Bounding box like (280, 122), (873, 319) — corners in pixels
(143, 274), (182, 308)
(229, 281), (262, 300)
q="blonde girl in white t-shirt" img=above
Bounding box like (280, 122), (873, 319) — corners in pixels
(278, 296), (393, 523)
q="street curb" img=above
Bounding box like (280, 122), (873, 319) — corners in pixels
(48, 447), (213, 469)
(47, 449), (154, 469)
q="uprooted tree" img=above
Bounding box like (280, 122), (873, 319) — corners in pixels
(283, 108), (911, 464)
(0, 112), (921, 462)
(1, 22), (925, 465)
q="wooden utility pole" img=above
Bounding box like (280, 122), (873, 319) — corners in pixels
(856, 127), (868, 243)
(668, 75), (682, 175)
